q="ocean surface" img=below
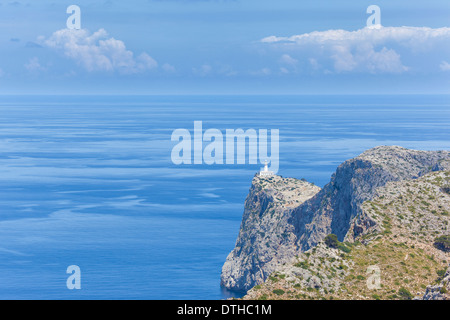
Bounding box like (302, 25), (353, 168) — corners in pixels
(0, 95), (449, 299)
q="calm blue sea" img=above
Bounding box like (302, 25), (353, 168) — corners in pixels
(0, 95), (449, 299)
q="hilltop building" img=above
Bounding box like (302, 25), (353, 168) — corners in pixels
(259, 160), (274, 177)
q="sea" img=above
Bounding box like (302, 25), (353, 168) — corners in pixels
(0, 94), (449, 299)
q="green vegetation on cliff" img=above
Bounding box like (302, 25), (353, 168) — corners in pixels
(243, 169), (449, 300)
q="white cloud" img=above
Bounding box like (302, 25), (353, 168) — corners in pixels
(309, 58), (320, 70)
(251, 67), (271, 76)
(192, 64), (212, 76)
(40, 28), (158, 74)
(331, 43), (408, 74)
(135, 52), (158, 71)
(280, 54), (298, 66)
(217, 65), (237, 77)
(24, 57), (46, 73)
(440, 61), (450, 71)
(261, 26), (450, 74)
(278, 54), (299, 74)
(162, 63), (176, 73)
(261, 26), (450, 47)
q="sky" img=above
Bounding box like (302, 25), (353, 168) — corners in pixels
(0, 0), (449, 94)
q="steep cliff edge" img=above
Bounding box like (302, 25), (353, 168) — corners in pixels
(293, 146), (450, 251)
(220, 175), (320, 292)
(221, 146), (450, 293)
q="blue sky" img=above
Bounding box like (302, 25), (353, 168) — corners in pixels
(0, 0), (449, 94)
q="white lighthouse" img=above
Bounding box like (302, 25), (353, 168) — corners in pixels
(259, 160), (274, 177)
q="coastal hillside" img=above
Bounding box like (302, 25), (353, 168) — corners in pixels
(243, 169), (449, 300)
(221, 146), (450, 295)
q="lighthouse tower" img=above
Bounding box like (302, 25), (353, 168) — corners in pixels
(259, 160), (274, 177)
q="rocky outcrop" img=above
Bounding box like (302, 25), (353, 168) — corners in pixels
(241, 169), (450, 300)
(293, 146), (450, 251)
(221, 146), (450, 293)
(220, 175), (320, 292)
(353, 169), (450, 243)
(421, 265), (450, 300)
(243, 242), (351, 300)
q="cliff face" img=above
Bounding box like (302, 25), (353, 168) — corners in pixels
(220, 175), (320, 292)
(243, 169), (450, 300)
(293, 146), (450, 251)
(221, 146), (450, 293)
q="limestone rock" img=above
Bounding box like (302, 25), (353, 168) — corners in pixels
(221, 146), (450, 293)
(293, 146), (450, 251)
(220, 175), (320, 292)
(420, 265), (450, 300)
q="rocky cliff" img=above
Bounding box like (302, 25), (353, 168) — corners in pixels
(221, 146), (450, 294)
(220, 175), (320, 291)
(293, 146), (450, 251)
(243, 169), (450, 300)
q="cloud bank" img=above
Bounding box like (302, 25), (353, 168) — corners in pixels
(260, 26), (450, 74)
(40, 28), (158, 74)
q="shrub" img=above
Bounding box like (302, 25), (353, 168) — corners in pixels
(325, 234), (339, 249)
(398, 287), (413, 300)
(324, 234), (352, 253)
(434, 235), (450, 252)
(338, 243), (352, 253)
(294, 261), (309, 269)
(269, 276), (279, 282)
(436, 269), (447, 281)
(272, 289), (285, 296)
